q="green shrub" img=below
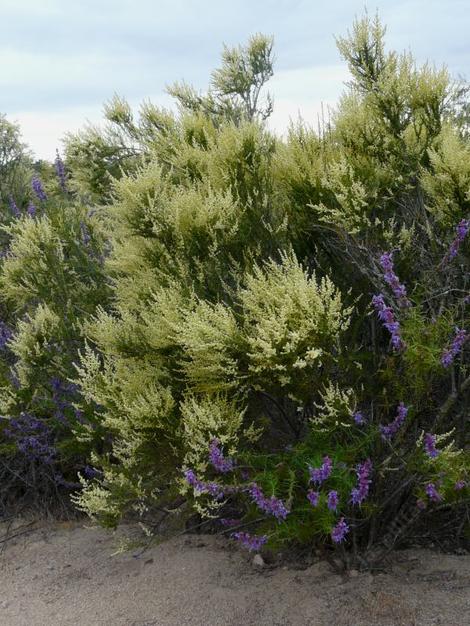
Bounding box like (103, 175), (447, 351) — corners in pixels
(0, 169), (110, 513)
(1, 16), (468, 566)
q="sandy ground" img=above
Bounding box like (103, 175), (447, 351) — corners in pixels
(0, 520), (469, 626)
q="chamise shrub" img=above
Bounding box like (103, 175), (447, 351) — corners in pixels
(0, 19), (468, 565)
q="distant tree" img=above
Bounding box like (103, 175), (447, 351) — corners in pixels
(0, 114), (32, 213)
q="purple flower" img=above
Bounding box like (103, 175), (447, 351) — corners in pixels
(219, 518), (240, 527)
(54, 150), (68, 192)
(231, 531), (267, 552)
(204, 481), (226, 499)
(445, 218), (469, 262)
(379, 252), (411, 308)
(350, 459), (372, 505)
(248, 483), (289, 520)
(27, 202), (36, 217)
(423, 433), (439, 459)
(353, 411), (365, 425)
(455, 480), (466, 491)
(8, 195), (20, 218)
(209, 438), (234, 473)
(31, 176), (47, 202)
(309, 456), (333, 485)
(331, 517), (349, 544)
(83, 465), (102, 479)
(0, 321), (12, 350)
(183, 469), (224, 500)
(441, 328), (467, 368)
(425, 483), (443, 503)
(4, 412), (56, 464)
(416, 498), (427, 510)
(80, 222), (91, 246)
(380, 403), (408, 441)
(183, 469), (201, 489)
(327, 490), (339, 512)
(307, 490), (320, 507)
(372, 294), (405, 351)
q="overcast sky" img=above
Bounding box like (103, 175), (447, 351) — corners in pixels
(1, 0), (469, 160)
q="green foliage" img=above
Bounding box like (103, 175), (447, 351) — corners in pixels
(169, 33), (274, 123)
(0, 175), (110, 511)
(65, 34), (274, 203)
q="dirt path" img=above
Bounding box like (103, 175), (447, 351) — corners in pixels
(0, 520), (469, 626)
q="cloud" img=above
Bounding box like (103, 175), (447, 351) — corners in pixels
(268, 64), (349, 135)
(1, 0), (469, 158)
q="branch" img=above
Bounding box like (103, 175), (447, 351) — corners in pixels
(435, 373), (470, 426)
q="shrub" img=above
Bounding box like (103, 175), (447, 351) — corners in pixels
(0, 162), (110, 514)
(1, 16), (468, 567)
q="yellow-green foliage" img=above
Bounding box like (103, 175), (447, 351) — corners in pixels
(1, 209), (105, 312)
(73, 18), (469, 535)
(7, 304), (60, 385)
(421, 125), (470, 225)
(311, 383), (357, 433)
(1, 217), (66, 308)
(177, 301), (241, 393)
(240, 253), (351, 399)
(75, 114), (353, 522)
(312, 156), (373, 234)
(180, 394), (246, 475)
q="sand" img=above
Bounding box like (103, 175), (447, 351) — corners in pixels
(0, 519), (469, 626)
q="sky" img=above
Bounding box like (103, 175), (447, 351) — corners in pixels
(1, 0), (469, 160)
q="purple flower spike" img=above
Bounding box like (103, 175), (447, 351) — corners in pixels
(445, 218), (469, 262)
(425, 483), (443, 503)
(309, 456), (333, 485)
(209, 438), (234, 474)
(80, 222), (91, 246)
(231, 531), (267, 552)
(55, 150), (68, 192)
(350, 459), (372, 505)
(416, 498), (427, 510)
(83, 465), (102, 479)
(331, 517), (349, 544)
(372, 294), (405, 351)
(423, 433), (439, 459)
(183, 469), (224, 500)
(455, 480), (466, 491)
(8, 195), (20, 218)
(219, 518), (240, 527)
(441, 328), (467, 368)
(307, 490), (320, 507)
(27, 202), (36, 217)
(380, 403), (408, 441)
(31, 176), (47, 202)
(248, 483), (289, 520)
(0, 321), (13, 350)
(379, 252), (411, 308)
(327, 490), (339, 512)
